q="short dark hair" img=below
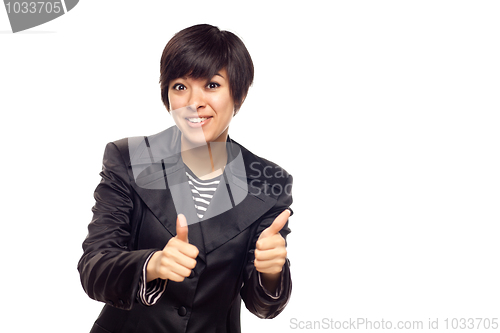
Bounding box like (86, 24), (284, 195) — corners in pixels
(159, 24), (254, 114)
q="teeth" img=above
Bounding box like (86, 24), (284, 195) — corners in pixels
(187, 117), (208, 123)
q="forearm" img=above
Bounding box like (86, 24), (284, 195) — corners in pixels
(241, 259), (292, 319)
(78, 249), (155, 309)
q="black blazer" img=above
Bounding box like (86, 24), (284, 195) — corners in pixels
(78, 126), (293, 333)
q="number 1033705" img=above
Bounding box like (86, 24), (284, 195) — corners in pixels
(5, 2), (63, 14)
(444, 318), (498, 330)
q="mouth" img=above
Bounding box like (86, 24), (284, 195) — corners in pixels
(185, 116), (212, 127)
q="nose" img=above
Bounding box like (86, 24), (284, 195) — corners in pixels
(188, 87), (206, 111)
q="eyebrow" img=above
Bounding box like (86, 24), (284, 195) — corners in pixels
(175, 73), (225, 82)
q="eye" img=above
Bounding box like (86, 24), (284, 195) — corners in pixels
(172, 83), (186, 91)
(207, 82), (220, 89)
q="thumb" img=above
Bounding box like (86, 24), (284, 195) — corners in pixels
(176, 214), (189, 243)
(260, 209), (291, 239)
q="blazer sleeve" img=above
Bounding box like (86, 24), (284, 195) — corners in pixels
(240, 173), (293, 319)
(77, 142), (156, 310)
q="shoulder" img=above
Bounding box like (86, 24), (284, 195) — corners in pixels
(106, 126), (181, 165)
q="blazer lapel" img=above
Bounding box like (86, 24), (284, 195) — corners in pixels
(199, 176), (276, 254)
(165, 165), (208, 262)
(130, 161), (208, 263)
(198, 137), (277, 254)
(128, 127), (207, 263)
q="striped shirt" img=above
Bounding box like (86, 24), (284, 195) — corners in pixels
(184, 165), (222, 219)
(138, 252), (167, 306)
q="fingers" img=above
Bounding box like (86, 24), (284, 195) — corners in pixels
(158, 248), (197, 281)
(256, 233), (285, 252)
(254, 232), (287, 275)
(153, 240), (198, 282)
(255, 246), (287, 261)
(164, 238), (199, 260)
(176, 214), (189, 243)
(254, 245), (286, 274)
(259, 209), (291, 239)
(256, 234), (286, 260)
(162, 244), (198, 268)
(254, 257), (286, 275)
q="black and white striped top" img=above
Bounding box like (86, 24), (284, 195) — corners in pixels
(184, 165), (222, 219)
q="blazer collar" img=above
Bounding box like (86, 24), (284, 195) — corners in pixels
(127, 126), (276, 263)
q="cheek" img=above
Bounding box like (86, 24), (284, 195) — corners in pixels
(209, 95), (234, 117)
(168, 93), (188, 111)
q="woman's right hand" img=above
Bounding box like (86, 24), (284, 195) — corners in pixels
(146, 214), (199, 283)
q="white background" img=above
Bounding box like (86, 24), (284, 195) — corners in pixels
(1, 1), (499, 332)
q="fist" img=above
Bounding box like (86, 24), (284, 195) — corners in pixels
(146, 214), (199, 283)
(254, 209), (291, 275)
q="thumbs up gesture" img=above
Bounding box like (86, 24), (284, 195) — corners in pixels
(146, 214), (199, 283)
(254, 209), (291, 276)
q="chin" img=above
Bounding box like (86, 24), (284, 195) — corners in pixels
(182, 131), (210, 147)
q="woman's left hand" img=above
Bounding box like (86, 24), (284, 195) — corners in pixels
(254, 209), (291, 275)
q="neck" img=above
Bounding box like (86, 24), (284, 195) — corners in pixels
(181, 136), (228, 180)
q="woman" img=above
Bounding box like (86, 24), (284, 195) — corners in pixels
(78, 24), (294, 333)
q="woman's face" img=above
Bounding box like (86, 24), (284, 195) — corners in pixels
(169, 68), (235, 147)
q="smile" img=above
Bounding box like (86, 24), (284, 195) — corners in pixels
(185, 116), (212, 128)
(187, 117), (210, 123)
